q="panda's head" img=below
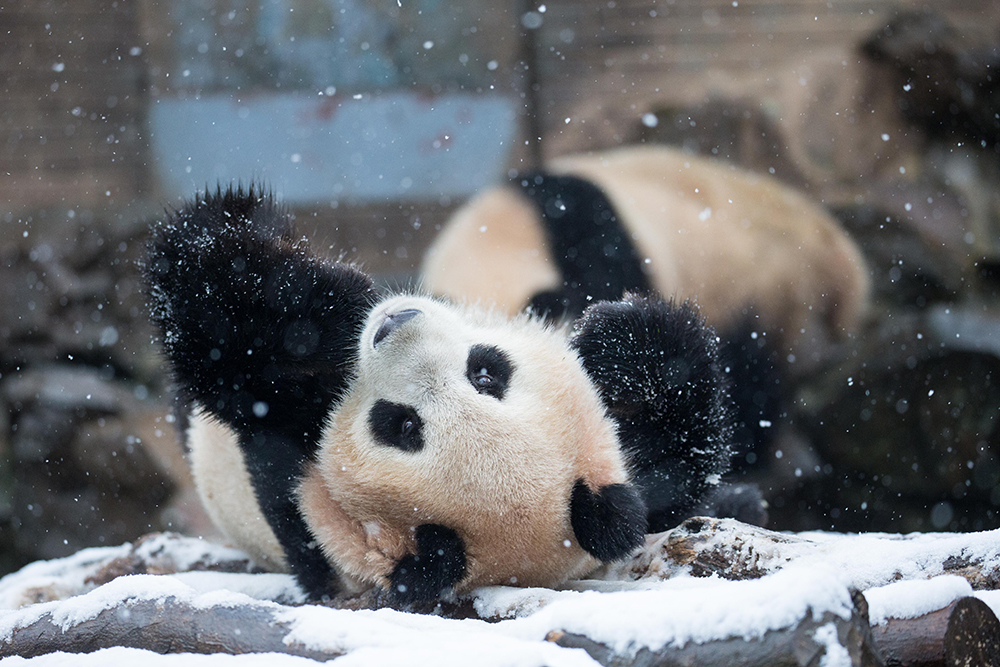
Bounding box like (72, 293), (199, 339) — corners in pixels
(299, 293), (638, 593)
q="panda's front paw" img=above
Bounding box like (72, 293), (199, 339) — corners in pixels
(388, 524), (467, 604)
(570, 480), (646, 562)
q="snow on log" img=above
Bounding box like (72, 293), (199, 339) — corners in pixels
(599, 517), (1000, 591)
(549, 589), (883, 667)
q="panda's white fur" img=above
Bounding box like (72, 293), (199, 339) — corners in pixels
(147, 185), (733, 604)
(422, 145), (870, 367)
(186, 407), (286, 570)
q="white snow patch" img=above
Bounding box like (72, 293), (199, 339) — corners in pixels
(278, 605), (591, 667)
(486, 567), (853, 655)
(976, 589), (1000, 618)
(131, 534), (256, 572)
(170, 572), (304, 605)
(865, 575), (972, 625)
(813, 622), (851, 667)
(0, 544), (131, 610)
(792, 529), (1000, 591)
(474, 585), (579, 619)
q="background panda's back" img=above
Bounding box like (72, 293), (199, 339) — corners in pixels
(421, 145), (870, 359)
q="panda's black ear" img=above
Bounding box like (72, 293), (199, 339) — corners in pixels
(570, 295), (734, 532)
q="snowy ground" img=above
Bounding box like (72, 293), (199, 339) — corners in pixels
(0, 525), (998, 666)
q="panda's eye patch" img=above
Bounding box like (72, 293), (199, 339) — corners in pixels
(369, 400), (423, 452)
(466, 344), (513, 400)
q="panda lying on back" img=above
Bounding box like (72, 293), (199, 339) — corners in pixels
(146, 185), (738, 604)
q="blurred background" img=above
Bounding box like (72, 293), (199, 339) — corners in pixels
(2, 0), (1000, 577)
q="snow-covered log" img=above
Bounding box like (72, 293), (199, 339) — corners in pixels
(0, 595), (337, 661)
(2, 523), (999, 666)
(550, 589), (883, 667)
(599, 517), (1000, 591)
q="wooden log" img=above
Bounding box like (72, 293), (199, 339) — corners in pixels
(868, 596), (1000, 667)
(548, 590), (885, 667)
(871, 601), (955, 667)
(0, 596), (338, 660)
(944, 597), (1000, 667)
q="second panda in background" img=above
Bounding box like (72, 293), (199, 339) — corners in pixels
(421, 145), (871, 477)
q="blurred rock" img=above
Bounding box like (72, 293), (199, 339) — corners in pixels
(862, 9), (1000, 150)
(0, 202), (189, 575)
(69, 413), (174, 503)
(832, 204), (963, 309)
(3, 366), (133, 416)
(781, 305), (1000, 533)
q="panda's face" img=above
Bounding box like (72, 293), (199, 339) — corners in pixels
(305, 294), (629, 590)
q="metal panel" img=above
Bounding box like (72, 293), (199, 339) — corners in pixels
(150, 92), (517, 204)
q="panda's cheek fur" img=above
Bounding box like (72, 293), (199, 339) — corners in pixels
(298, 464), (412, 587)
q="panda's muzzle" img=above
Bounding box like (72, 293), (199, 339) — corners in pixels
(373, 308), (422, 347)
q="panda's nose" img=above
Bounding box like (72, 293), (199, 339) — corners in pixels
(373, 309), (422, 347)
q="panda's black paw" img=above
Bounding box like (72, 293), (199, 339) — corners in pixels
(570, 480), (647, 562)
(572, 295), (734, 528)
(572, 295), (725, 416)
(389, 524), (467, 604)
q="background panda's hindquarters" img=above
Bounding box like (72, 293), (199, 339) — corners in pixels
(547, 147), (870, 356)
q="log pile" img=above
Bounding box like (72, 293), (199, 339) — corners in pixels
(1, 521), (998, 666)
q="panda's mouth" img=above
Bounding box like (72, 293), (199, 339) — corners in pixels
(372, 308), (422, 347)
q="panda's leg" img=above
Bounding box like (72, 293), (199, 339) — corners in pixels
(571, 295), (735, 532)
(146, 185), (377, 599)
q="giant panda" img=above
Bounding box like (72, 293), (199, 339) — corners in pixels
(145, 185), (737, 604)
(420, 145), (871, 466)
(421, 145), (870, 372)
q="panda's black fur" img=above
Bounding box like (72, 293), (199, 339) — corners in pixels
(515, 173), (652, 321)
(145, 184), (741, 603)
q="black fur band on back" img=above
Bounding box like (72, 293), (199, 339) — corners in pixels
(514, 172), (652, 320)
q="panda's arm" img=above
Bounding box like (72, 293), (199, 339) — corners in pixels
(145, 186), (376, 433)
(145, 185), (376, 599)
(571, 295), (734, 533)
(388, 524), (467, 604)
